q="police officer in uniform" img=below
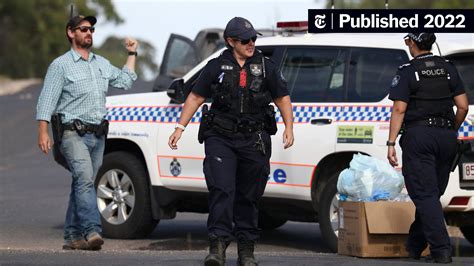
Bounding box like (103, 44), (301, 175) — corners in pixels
(168, 17), (294, 266)
(387, 33), (468, 263)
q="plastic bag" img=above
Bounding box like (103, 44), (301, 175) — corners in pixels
(337, 153), (404, 201)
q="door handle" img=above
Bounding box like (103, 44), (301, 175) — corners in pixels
(311, 118), (333, 125)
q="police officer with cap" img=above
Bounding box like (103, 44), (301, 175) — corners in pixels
(168, 17), (294, 266)
(387, 33), (468, 263)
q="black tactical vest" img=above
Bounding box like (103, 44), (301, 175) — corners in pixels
(408, 55), (454, 120)
(210, 51), (272, 116)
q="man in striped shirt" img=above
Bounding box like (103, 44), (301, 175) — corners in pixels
(36, 15), (138, 250)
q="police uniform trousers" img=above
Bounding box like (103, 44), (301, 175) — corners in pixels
(400, 126), (457, 256)
(203, 130), (271, 241)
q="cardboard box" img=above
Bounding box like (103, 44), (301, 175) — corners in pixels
(338, 201), (416, 257)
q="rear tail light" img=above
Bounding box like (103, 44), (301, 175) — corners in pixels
(448, 196), (470, 206)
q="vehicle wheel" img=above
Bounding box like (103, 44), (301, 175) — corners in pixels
(460, 226), (474, 245)
(258, 211), (287, 231)
(95, 151), (159, 239)
(318, 172), (340, 252)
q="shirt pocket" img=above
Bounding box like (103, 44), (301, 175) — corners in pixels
(65, 72), (91, 96)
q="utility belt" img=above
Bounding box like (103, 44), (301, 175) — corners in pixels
(209, 113), (265, 135)
(63, 119), (109, 137)
(404, 117), (454, 130)
(198, 105), (274, 143)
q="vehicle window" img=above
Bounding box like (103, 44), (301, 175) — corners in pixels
(347, 48), (408, 102)
(165, 38), (200, 78)
(446, 53), (474, 104)
(281, 47), (347, 102)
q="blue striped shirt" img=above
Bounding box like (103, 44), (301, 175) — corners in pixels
(36, 49), (137, 124)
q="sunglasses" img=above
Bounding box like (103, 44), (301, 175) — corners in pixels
(234, 36), (257, 45)
(73, 26), (95, 33)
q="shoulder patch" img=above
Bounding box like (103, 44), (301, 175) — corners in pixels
(398, 63), (411, 70)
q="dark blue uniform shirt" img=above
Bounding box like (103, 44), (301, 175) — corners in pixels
(388, 53), (465, 122)
(192, 49), (289, 100)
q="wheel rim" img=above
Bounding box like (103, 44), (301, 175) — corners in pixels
(329, 193), (340, 237)
(97, 169), (136, 225)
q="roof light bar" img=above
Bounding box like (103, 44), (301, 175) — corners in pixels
(276, 21), (308, 32)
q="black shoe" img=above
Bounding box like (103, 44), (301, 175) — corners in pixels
(406, 243), (428, 260)
(204, 234), (229, 266)
(408, 250), (421, 260)
(425, 249), (453, 264)
(237, 237), (258, 266)
(425, 255), (452, 264)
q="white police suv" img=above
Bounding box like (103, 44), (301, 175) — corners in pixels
(97, 23), (474, 252)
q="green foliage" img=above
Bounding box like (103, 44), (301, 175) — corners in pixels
(0, 0), (123, 78)
(94, 36), (158, 79)
(325, 0), (474, 9)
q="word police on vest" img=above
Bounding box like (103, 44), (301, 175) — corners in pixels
(339, 13), (418, 29)
(421, 68), (446, 76)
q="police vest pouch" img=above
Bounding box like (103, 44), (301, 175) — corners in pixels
(50, 114), (70, 171)
(198, 104), (212, 144)
(264, 105), (278, 135)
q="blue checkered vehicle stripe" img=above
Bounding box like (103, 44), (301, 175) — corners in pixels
(106, 105), (474, 138)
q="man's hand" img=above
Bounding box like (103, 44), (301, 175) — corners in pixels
(282, 127), (294, 149)
(168, 128), (183, 150)
(387, 146), (398, 167)
(38, 131), (52, 154)
(124, 37), (138, 52)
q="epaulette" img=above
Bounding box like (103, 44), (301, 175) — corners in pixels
(398, 63), (411, 69)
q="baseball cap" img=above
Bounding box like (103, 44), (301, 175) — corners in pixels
(66, 15), (97, 30)
(404, 33), (436, 46)
(224, 17), (262, 40)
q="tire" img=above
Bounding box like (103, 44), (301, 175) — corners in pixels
(318, 172), (340, 253)
(258, 212), (287, 231)
(95, 151), (159, 239)
(460, 226), (474, 245)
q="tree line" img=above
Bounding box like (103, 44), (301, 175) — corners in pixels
(0, 0), (157, 79)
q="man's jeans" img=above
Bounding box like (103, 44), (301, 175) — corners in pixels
(60, 130), (105, 241)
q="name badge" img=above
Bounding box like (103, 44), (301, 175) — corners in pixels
(221, 65), (233, 70)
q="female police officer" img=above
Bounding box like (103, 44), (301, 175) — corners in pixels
(168, 17), (294, 266)
(387, 33), (468, 263)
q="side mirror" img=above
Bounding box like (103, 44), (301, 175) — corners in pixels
(167, 79), (189, 104)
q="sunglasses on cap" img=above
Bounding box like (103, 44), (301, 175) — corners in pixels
(234, 36), (257, 45)
(73, 26), (95, 33)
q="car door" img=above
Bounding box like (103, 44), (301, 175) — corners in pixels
(446, 51), (474, 189)
(152, 34), (200, 92)
(263, 46), (349, 200)
(335, 47), (408, 160)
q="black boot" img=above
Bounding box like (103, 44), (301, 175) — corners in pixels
(204, 234), (229, 266)
(237, 237), (258, 266)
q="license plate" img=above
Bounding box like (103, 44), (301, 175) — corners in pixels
(462, 163), (474, 181)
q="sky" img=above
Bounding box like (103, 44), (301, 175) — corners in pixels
(95, 0), (325, 79)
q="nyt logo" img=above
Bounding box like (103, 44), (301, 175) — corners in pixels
(314, 14), (326, 29)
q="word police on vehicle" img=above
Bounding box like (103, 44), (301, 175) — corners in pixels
(308, 9), (474, 33)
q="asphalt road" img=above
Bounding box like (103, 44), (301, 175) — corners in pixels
(1, 81), (474, 265)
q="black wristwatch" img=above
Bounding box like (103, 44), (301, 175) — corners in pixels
(386, 141), (396, 146)
(128, 51), (138, 56)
